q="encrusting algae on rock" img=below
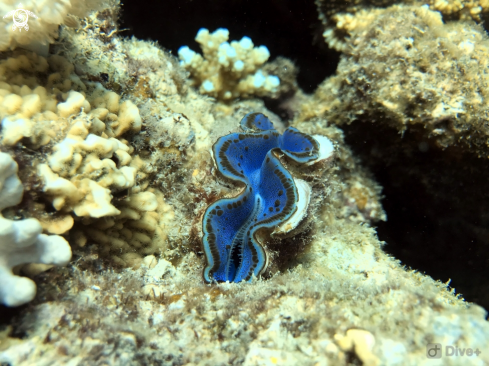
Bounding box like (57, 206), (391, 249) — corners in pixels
(316, 0), (489, 52)
(0, 0), (488, 365)
(303, 4), (489, 158)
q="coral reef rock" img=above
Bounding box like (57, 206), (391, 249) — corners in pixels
(316, 0), (489, 52)
(303, 5), (489, 157)
(0, 1), (488, 365)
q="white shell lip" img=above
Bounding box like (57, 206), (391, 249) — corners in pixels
(210, 147), (216, 166)
(306, 134), (334, 165)
(272, 178), (311, 236)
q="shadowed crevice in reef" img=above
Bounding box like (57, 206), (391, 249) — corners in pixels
(120, 0), (339, 94)
(342, 122), (489, 312)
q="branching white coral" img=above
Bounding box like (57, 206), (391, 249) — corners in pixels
(0, 0), (107, 53)
(0, 152), (71, 307)
(178, 28), (280, 100)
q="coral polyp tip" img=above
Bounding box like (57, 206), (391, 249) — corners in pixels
(202, 113), (334, 283)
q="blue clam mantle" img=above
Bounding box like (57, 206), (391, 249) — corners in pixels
(202, 113), (333, 283)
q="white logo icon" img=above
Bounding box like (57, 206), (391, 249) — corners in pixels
(3, 3), (38, 32)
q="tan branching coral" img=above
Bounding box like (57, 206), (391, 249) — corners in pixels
(0, 51), (176, 268)
(321, 8), (385, 52)
(0, 53), (88, 147)
(38, 117), (139, 218)
(77, 189), (175, 267)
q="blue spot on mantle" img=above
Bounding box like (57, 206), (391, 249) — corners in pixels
(202, 112), (328, 283)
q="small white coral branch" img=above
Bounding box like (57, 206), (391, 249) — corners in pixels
(0, 152), (71, 307)
(178, 28), (280, 100)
